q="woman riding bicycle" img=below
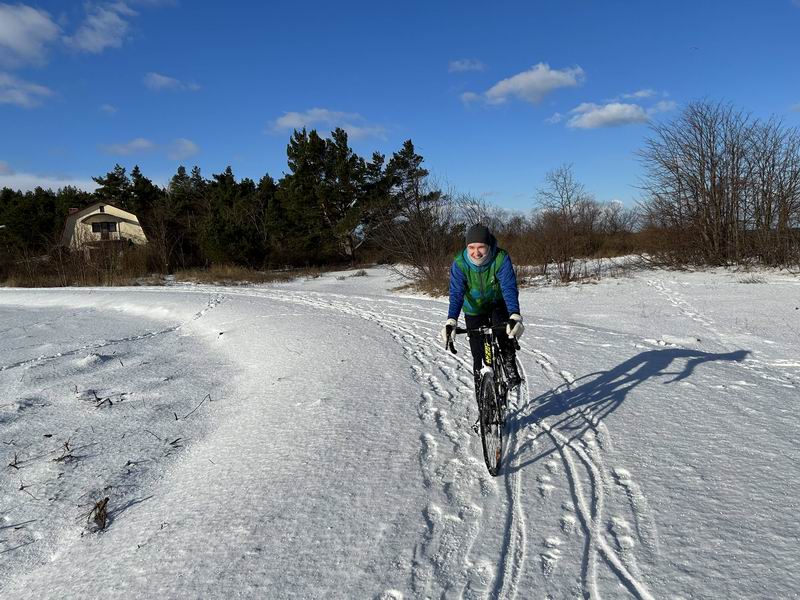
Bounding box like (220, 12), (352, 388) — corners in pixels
(440, 224), (524, 395)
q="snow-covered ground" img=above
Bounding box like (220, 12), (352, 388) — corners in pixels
(1, 266), (798, 599)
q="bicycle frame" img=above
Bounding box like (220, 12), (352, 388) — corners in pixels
(477, 326), (509, 395)
(449, 323), (513, 476)
(449, 323), (517, 391)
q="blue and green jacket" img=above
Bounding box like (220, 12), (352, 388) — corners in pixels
(447, 245), (520, 319)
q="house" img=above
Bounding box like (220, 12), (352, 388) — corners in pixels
(61, 202), (148, 250)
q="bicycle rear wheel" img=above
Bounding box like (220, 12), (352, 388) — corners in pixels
(478, 372), (504, 476)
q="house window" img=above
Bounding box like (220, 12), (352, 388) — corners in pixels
(91, 222), (117, 233)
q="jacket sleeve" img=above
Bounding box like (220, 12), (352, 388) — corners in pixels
(447, 260), (467, 320)
(497, 253), (521, 315)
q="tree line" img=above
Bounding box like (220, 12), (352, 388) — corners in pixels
(2, 101), (798, 287)
(0, 129), (439, 274)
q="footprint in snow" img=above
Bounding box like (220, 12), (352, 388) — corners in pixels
(463, 559), (495, 597)
(560, 514), (577, 535)
(540, 537), (563, 576)
(537, 474), (555, 498)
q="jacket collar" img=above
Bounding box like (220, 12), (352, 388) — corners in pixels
(461, 244), (497, 271)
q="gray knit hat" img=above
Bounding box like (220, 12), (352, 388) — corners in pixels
(465, 224), (493, 246)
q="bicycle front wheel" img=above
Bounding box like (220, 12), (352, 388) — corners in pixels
(478, 372), (504, 476)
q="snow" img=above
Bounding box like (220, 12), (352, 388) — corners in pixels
(1, 266), (798, 598)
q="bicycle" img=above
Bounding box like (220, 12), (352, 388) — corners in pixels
(447, 323), (520, 476)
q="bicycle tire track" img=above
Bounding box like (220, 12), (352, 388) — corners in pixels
(517, 343), (656, 599)
(237, 288), (531, 600)
(493, 370), (528, 600)
(195, 287), (662, 598)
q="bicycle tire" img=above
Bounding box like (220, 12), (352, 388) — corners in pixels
(478, 372), (504, 476)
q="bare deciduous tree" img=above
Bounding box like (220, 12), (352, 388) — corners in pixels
(639, 101), (800, 266)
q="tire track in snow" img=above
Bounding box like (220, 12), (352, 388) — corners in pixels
(236, 288), (529, 599)
(493, 370), (527, 600)
(517, 344), (656, 599)
(177, 285), (658, 598)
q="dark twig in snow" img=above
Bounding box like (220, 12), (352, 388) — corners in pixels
(87, 497), (109, 531)
(182, 393), (211, 419)
(18, 480), (39, 500)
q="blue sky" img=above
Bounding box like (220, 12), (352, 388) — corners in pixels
(1, 0), (799, 211)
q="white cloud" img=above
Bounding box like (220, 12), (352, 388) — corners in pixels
(273, 108), (358, 130)
(271, 108), (386, 140)
(0, 171), (98, 192)
(790, 103), (800, 112)
(100, 103), (118, 114)
(449, 59), (485, 73)
(168, 138), (200, 160)
(101, 137), (155, 155)
(621, 88), (657, 100)
(99, 137), (200, 160)
(567, 102), (649, 129)
(648, 100), (677, 114)
(460, 91), (481, 105)
(0, 160), (13, 175)
(474, 63), (584, 105)
(545, 112), (563, 124)
(562, 95), (677, 129)
(143, 71), (200, 92)
(63, 2), (137, 54)
(0, 3), (60, 67)
(0, 72), (53, 107)
(340, 125), (387, 140)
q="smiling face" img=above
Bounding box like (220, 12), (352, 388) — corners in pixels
(467, 243), (490, 262)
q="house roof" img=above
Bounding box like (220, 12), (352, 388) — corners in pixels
(69, 201), (138, 221)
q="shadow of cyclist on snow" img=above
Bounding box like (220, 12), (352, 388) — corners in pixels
(504, 347), (750, 473)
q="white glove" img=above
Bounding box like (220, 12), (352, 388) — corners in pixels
(440, 318), (457, 346)
(506, 314), (524, 339)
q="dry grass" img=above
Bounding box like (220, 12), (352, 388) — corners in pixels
(0, 246), (156, 287)
(172, 264), (325, 285)
(738, 273), (768, 284)
(392, 273), (449, 297)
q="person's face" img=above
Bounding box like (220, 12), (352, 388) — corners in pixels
(467, 243), (490, 261)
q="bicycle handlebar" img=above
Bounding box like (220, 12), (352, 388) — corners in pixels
(446, 322), (521, 354)
(453, 324), (507, 335)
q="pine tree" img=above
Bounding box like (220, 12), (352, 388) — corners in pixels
(280, 128), (329, 263)
(129, 165), (163, 236)
(386, 139), (441, 213)
(92, 164), (132, 209)
(322, 128), (366, 260)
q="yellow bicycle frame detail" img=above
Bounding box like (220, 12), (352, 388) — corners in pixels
(483, 339), (492, 365)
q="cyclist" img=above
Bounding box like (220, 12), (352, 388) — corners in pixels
(440, 224), (524, 395)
